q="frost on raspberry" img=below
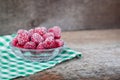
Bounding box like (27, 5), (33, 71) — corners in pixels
(43, 32), (54, 40)
(31, 33), (44, 44)
(12, 37), (18, 46)
(37, 42), (44, 49)
(43, 37), (55, 49)
(17, 32), (30, 46)
(17, 29), (28, 35)
(48, 26), (61, 39)
(55, 39), (64, 47)
(35, 27), (47, 36)
(16, 43), (24, 48)
(24, 41), (36, 49)
(28, 29), (35, 37)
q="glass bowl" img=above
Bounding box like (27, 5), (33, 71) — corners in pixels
(9, 42), (63, 62)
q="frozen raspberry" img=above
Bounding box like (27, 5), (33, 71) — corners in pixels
(48, 26), (61, 39)
(12, 38), (18, 46)
(17, 29), (28, 35)
(24, 41), (36, 49)
(31, 33), (44, 44)
(28, 29), (35, 37)
(43, 37), (55, 49)
(46, 36), (54, 40)
(35, 27), (47, 36)
(17, 32), (30, 46)
(16, 43), (24, 48)
(37, 42), (44, 49)
(55, 39), (64, 47)
(43, 32), (54, 40)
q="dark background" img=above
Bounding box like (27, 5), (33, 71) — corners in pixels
(0, 0), (120, 35)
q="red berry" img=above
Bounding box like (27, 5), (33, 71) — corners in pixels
(48, 26), (61, 39)
(24, 41), (36, 49)
(16, 43), (24, 48)
(17, 29), (28, 35)
(28, 29), (35, 37)
(17, 32), (30, 46)
(35, 27), (47, 36)
(31, 33), (44, 44)
(43, 32), (54, 40)
(12, 38), (18, 46)
(15, 27), (64, 49)
(43, 37), (55, 49)
(55, 39), (64, 47)
(37, 42), (44, 49)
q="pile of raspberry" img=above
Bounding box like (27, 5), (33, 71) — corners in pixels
(12, 26), (64, 49)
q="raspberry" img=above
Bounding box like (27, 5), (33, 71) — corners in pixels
(16, 43), (24, 48)
(28, 29), (35, 37)
(12, 38), (18, 46)
(48, 26), (61, 39)
(24, 41), (36, 49)
(14, 27), (63, 49)
(31, 33), (44, 44)
(43, 32), (54, 40)
(55, 39), (64, 47)
(17, 32), (30, 46)
(37, 42), (44, 49)
(17, 29), (28, 35)
(35, 27), (47, 36)
(43, 37), (55, 49)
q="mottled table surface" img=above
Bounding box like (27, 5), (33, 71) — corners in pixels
(15, 29), (120, 80)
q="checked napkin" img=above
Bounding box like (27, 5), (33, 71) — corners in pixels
(0, 34), (82, 80)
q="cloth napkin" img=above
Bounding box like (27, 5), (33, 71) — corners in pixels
(0, 34), (82, 80)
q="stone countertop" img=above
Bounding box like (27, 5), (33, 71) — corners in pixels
(15, 29), (120, 80)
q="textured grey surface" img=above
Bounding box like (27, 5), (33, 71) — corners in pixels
(47, 43), (120, 80)
(0, 0), (120, 35)
(15, 29), (120, 80)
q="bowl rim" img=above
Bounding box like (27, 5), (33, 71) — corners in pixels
(9, 42), (64, 51)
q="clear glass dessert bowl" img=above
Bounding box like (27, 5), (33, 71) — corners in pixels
(9, 42), (63, 62)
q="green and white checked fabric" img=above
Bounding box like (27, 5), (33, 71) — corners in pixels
(0, 34), (82, 80)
